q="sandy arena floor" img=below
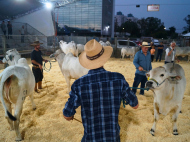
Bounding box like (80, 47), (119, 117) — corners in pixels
(0, 58), (190, 142)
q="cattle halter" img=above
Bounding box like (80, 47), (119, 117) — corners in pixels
(148, 78), (168, 87)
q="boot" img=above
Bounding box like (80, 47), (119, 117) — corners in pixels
(38, 81), (42, 89)
(34, 83), (38, 92)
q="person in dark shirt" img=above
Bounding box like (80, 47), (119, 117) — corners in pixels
(7, 21), (12, 39)
(31, 41), (48, 92)
(156, 42), (164, 62)
(63, 39), (139, 142)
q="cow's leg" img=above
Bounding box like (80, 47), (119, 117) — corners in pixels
(150, 102), (160, 136)
(29, 94), (36, 110)
(65, 76), (70, 93)
(172, 105), (181, 135)
(14, 98), (24, 141)
(4, 99), (14, 130)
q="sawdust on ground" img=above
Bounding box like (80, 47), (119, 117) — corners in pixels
(0, 58), (190, 142)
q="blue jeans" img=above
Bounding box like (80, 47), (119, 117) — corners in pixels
(156, 52), (163, 61)
(132, 73), (147, 95)
(165, 61), (174, 64)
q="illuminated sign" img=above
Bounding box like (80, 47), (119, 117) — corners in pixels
(147, 5), (160, 11)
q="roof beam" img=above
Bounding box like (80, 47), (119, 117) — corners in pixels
(39, 0), (81, 8)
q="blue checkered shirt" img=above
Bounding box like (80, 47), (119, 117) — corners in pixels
(63, 67), (138, 142)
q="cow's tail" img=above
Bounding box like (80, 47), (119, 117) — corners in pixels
(0, 69), (17, 121)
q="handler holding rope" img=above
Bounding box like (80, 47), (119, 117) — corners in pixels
(63, 39), (139, 142)
(132, 41), (152, 95)
(30, 41), (48, 93)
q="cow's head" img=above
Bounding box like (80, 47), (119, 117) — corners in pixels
(2, 49), (21, 65)
(49, 49), (64, 60)
(145, 66), (181, 90)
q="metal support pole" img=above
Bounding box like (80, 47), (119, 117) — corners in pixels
(2, 35), (7, 68)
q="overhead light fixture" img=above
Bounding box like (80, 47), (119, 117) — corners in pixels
(45, 2), (52, 9)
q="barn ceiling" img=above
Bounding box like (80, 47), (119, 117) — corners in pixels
(0, 0), (43, 21)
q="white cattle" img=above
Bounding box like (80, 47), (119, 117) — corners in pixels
(175, 47), (190, 62)
(145, 63), (186, 136)
(0, 54), (36, 141)
(2, 49), (21, 66)
(99, 40), (107, 47)
(121, 47), (140, 60)
(59, 40), (76, 56)
(75, 44), (85, 56)
(49, 49), (89, 93)
(106, 41), (111, 46)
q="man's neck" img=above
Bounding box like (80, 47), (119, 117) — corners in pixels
(143, 52), (147, 56)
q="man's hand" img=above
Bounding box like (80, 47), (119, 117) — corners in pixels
(63, 115), (74, 121)
(138, 66), (143, 71)
(38, 64), (43, 70)
(132, 103), (139, 109)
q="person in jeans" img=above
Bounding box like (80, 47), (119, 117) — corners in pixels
(156, 42), (164, 62)
(7, 21), (12, 39)
(132, 42), (152, 95)
(1, 21), (6, 36)
(165, 41), (176, 64)
(63, 39), (139, 142)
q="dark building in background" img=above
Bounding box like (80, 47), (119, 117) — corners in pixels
(54, 0), (114, 37)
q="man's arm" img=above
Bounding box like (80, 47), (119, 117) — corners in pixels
(31, 60), (43, 70)
(133, 52), (140, 69)
(63, 84), (81, 121)
(122, 79), (139, 109)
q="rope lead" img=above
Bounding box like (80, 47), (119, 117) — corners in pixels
(43, 61), (52, 72)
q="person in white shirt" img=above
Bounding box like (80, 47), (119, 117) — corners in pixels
(165, 41), (176, 64)
(19, 25), (25, 43)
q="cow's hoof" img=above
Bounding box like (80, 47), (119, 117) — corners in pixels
(150, 129), (155, 136)
(173, 129), (178, 135)
(33, 107), (36, 110)
(15, 137), (22, 141)
(179, 111), (182, 113)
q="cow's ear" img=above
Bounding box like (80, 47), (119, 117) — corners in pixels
(146, 72), (150, 78)
(170, 75), (182, 81)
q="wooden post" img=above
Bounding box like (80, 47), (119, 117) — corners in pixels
(2, 35), (7, 68)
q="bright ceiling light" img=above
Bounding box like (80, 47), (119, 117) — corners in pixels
(45, 2), (52, 9)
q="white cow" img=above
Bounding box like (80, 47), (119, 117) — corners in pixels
(106, 41), (111, 46)
(2, 49), (21, 66)
(175, 47), (190, 62)
(0, 56), (36, 141)
(99, 40), (107, 47)
(59, 40), (76, 56)
(49, 49), (89, 93)
(145, 63), (186, 136)
(75, 44), (85, 56)
(121, 47), (140, 60)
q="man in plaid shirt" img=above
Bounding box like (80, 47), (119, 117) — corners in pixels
(63, 39), (139, 142)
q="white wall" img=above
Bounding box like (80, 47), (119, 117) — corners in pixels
(13, 7), (55, 36)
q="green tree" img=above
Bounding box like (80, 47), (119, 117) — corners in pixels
(121, 20), (141, 37)
(183, 15), (190, 33)
(145, 17), (162, 36)
(137, 18), (147, 36)
(168, 26), (178, 39)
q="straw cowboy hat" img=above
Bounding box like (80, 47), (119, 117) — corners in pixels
(79, 39), (113, 69)
(30, 41), (43, 46)
(141, 42), (151, 47)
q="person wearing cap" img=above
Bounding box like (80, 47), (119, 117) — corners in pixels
(63, 39), (139, 142)
(30, 41), (48, 92)
(132, 41), (152, 95)
(165, 41), (176, 64)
